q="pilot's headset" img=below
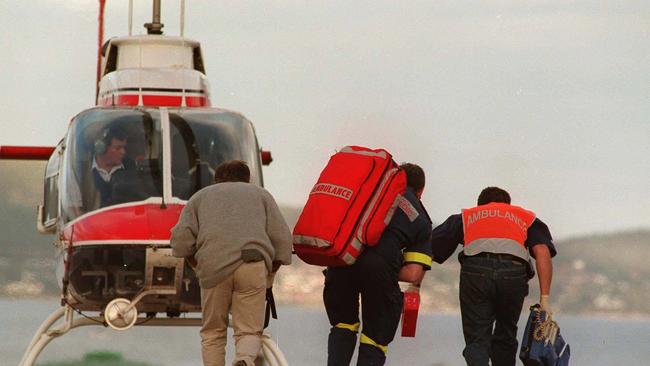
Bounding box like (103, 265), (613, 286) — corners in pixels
(93, 127), (111, 155)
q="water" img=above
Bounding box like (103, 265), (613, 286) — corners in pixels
(1, 298), (649, 365)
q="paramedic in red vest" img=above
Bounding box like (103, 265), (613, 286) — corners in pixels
(430, 187), (556, 366)
(324, 163), (433, 366)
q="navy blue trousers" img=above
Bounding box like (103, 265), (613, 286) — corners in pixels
(459, 254), (529, 366)
(323, 250), (403, 366)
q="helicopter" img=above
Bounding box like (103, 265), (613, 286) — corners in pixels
(0, 1), (287, 365)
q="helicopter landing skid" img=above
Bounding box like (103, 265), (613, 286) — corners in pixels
(19, 303), (289, 366)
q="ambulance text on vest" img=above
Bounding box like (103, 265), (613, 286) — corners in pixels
(311, 183), (353, 201)
(466, 209), (528, 230)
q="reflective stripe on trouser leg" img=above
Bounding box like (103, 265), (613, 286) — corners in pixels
(360, 333), (388, 354)
(358, 333), (388, 366)
(335, 322), (360, 333)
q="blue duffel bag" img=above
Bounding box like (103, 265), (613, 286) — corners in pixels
(519, 304), (570, 366)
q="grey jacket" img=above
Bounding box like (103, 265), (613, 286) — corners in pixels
(170, 182), (293, 288)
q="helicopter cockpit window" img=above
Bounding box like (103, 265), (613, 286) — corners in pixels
(170, 110), (262, 200)
(61, 109), (163, 221)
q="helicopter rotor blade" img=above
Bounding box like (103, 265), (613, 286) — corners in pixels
(0, 146), (55, 160)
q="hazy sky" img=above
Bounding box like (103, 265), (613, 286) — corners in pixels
(1, 1), (648, 238)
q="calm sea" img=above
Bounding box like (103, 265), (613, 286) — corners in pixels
(1, 298), (649, 365)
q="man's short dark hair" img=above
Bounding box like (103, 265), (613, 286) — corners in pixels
(214, 160), (250, 183)
(95, 125), (128, 154)
(477, 186), (511, 205)
(104, 125), (128, 145)
(400, 163), (425, 192)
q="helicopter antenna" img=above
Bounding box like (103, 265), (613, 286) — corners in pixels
(144, 0), (164, 35)
(180, 0), (186, 37)
(95, 0), (106, 104)
(128, 0), (134, 36)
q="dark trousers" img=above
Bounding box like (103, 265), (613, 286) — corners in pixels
(323, 250), (403, 366)
(459, 254), (529, 366)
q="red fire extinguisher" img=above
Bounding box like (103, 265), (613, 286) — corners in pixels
(401, 286), (420, 337)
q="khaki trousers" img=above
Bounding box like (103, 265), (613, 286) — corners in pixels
(200, 261), (268, 366)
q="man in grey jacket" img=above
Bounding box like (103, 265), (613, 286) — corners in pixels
(171, 160), (293, 366)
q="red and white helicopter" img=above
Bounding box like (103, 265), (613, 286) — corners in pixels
(0, 1), (287, 365)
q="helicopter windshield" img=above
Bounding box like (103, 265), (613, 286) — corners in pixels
(169, 109), (262, 200)
(61, 109), (163, 221)
(60, 108), (262, 222)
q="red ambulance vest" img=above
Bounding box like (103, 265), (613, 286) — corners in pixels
(461, 203), (536, 260)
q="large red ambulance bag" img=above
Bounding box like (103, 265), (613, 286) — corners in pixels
(293, 146), (406, 266)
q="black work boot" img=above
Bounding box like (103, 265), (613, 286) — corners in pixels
(327, 327), (357, 366)
(356, 343), (386, 366)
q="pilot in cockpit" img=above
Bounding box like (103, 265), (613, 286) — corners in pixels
(66, 123), (135, 217)
(90, 125), (134, 207)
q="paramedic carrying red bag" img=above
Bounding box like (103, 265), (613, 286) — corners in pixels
(293, 146), (408, 266)
(294, 147), (434, 365)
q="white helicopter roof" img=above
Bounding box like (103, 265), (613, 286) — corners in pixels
(105, 35), (203, 72)
(110, 34), (200, 47)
